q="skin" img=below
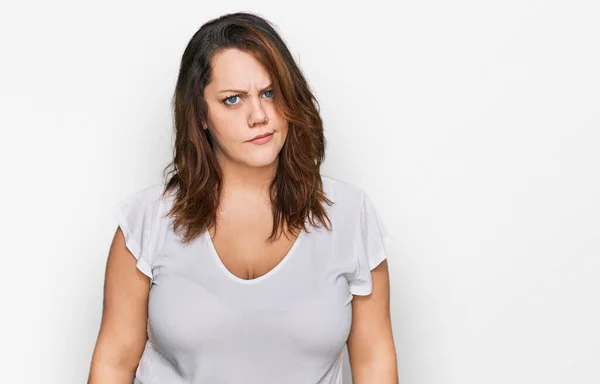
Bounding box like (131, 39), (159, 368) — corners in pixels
(88, 48), (397, 383)
(347, 261), (399, 383)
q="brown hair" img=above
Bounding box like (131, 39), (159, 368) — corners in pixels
(161, 12), (333, 244)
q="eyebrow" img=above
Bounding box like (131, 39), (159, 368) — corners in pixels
(218, 83), (273, 94)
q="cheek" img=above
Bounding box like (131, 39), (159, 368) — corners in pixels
(208, 112), (243, 144)
(279, 123), (289, 143)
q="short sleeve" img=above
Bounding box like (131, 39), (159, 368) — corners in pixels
(348, 191), (393, 296)
(111, 185), (163, 281)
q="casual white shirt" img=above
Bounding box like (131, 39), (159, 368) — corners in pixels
(112, 174), (393, 383)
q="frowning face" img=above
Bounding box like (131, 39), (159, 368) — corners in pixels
(202, 48), (288, 169)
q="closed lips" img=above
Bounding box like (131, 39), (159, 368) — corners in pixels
(249, 132), (273, 141)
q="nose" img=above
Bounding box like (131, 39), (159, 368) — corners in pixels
(247, 97), (268, 127)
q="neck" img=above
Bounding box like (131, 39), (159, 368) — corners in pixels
(217, 154), (278, 201)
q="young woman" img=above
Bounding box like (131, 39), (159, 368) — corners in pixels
(88, 11), (397, 384)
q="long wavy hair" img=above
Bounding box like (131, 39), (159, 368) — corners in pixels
(161, 12), (333, 244)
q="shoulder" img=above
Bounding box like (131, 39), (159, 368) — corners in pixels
(111, 182), (173, 280)
(118, 183), (165, 203)
(320, 175), (389, 236)
(114, 182), (173, 212)
(112, 182), (174, 236)
(321, 174), (367, 211)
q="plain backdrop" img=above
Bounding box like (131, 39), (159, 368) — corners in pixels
(0, 0), (598, 383)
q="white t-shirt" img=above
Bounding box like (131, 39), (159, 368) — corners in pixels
(112, 174), (393, 383)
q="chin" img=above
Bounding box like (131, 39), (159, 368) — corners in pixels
(243, 149), (281, 168)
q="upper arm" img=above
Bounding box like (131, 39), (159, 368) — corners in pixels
(345, 190), (398, 381)
(89, 185), (163, 379)
(89, 228), (150, 375)
(347, 260), (398, 381)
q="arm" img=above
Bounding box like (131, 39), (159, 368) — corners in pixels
(87, 227), (151, 383)
(347, 259), (398, 383)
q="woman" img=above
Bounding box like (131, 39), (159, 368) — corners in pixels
(88, 11), (397, 383)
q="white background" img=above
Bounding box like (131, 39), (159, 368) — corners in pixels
(1, 1), (598, 383)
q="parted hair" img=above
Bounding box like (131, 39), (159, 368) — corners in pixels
(161, 11), (333, 244)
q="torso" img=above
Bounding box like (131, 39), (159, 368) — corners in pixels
(123, 175), (383, 383)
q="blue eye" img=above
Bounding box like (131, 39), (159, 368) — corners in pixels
(263, 89), (274, 98)
(223, 95), (240, 105)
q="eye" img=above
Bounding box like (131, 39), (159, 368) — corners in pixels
(223, 94), (241, 105)
(263, 89), (274, 98)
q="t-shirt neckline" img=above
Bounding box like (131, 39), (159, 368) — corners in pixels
(203, 228), (306, 285)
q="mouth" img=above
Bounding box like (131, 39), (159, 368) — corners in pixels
(247, 132), (274, 144)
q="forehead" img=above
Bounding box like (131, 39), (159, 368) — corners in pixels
(209, 48), (271, 87)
